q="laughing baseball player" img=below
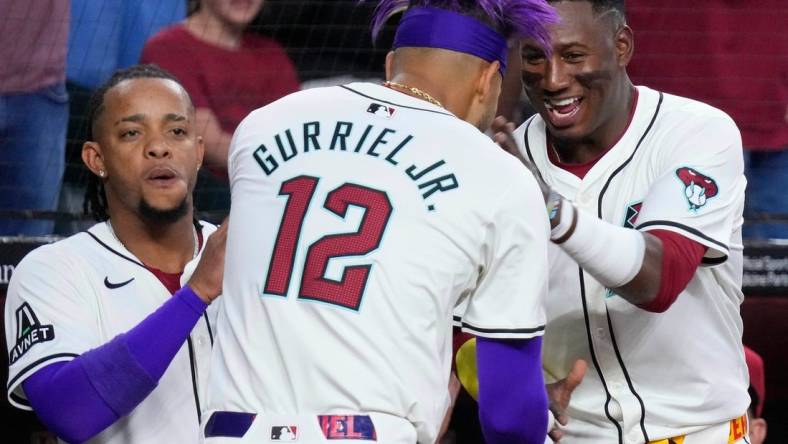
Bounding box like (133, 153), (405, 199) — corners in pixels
(488, 0), (750, 443)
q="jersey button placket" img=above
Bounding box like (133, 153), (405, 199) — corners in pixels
(626, 429), (643, 444)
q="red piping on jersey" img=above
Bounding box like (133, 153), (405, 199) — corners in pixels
(638, 229), (706, 313)
(547, 87), (640, 179)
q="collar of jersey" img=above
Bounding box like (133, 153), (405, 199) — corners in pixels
(86, 221), (216, 268)
(348, 82), (457, 117)
(529, 85), (661, 186)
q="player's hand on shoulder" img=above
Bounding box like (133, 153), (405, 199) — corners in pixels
(492, 116), (551, 204)
(187, 218), (228, 304)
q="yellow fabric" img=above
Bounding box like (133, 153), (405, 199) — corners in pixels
(647, 414), (747, 444)
(455, 337), (479, 400)
(728, 415), (747, 444)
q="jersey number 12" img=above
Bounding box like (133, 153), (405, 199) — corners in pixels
(264, 175), (392, 310)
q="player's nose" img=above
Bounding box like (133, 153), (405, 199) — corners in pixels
(543, 60), (571, 92)
(144, 134), (171, 158)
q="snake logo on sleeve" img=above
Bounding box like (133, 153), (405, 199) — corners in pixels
(676, 167), (718, 211)
(9, 303), (54, 364)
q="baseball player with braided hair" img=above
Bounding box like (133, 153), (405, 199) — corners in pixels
(202, 1), (558, 443)
(5, 64), (228, 443)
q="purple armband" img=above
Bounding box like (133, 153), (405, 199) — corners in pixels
(22, 286), (208, 443)
(477, 336), (548, 444)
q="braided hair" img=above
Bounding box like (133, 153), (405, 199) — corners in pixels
(83, 64), (183, 221)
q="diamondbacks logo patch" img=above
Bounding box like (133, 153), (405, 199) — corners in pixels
(366, 103), (396, 119)
(623, 201), (643, 228)
(318, 415), (377, 440)
(9, 303), (54, 364)
(271, 425), (298, 441)
(676, 167), (718, 211)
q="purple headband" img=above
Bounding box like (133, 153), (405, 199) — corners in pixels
(393, 7), (508, 75)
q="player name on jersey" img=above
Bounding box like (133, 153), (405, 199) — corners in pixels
(252, 120), (459, 210)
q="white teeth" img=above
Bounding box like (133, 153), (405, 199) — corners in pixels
(544, 97), (580, 109)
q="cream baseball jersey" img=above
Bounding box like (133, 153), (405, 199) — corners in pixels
(514, 86), (749, 443)
(5, 221), (218, 444)
(206, 82), (549, 443)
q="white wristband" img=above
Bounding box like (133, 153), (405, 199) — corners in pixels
(557, 206), (646, 289)
(550, 199), (576, 242)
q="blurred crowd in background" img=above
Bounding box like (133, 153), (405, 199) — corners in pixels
(1, 0), (785, 239)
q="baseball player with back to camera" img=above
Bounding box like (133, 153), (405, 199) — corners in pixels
(4, 65), (228, 443)
(201, 0), (559, 443)
(476, 0), (749, 443)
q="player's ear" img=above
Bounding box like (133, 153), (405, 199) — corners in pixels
(384, 51), (395, 80)
(82, 141), (107, 179)
(195, 135), (205, 171)
(616, 25), (634, 67)
(476, 59), (501, 103)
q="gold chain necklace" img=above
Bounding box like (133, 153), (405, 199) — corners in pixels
(383, 81), (444, 109)
(550, 142), (563, 163)
(107, 220), (199, 260)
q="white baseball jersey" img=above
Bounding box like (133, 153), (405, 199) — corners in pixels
(514, 86), (749, 443)
(206, 82), (549, 443)
(5, 221), (218, 444)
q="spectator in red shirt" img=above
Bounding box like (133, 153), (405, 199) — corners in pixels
(141, 0), (300, 177)
(627, 0), (788, 239)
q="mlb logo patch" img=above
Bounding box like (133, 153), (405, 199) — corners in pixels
(367, 103), (396, 118)
(318, 415), (377, 440)
(271, 425), (298, 441)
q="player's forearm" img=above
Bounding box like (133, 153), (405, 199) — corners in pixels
(22, 286), (207, 442)
(124, 285), (208, 379)
(550, 201), (658, 306)
(551, 202), (706, 310)
(477, 337), (548, 444)
(24, 360), (118, 443)
(610, 233), (662, 306)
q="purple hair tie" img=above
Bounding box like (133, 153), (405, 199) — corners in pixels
(393, 7), (508, 75)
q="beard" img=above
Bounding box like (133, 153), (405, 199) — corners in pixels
(138, 196), (190, 224)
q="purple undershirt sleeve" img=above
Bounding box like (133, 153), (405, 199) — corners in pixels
(476, 336), (548, 444)
(22, 286), (208, 443)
